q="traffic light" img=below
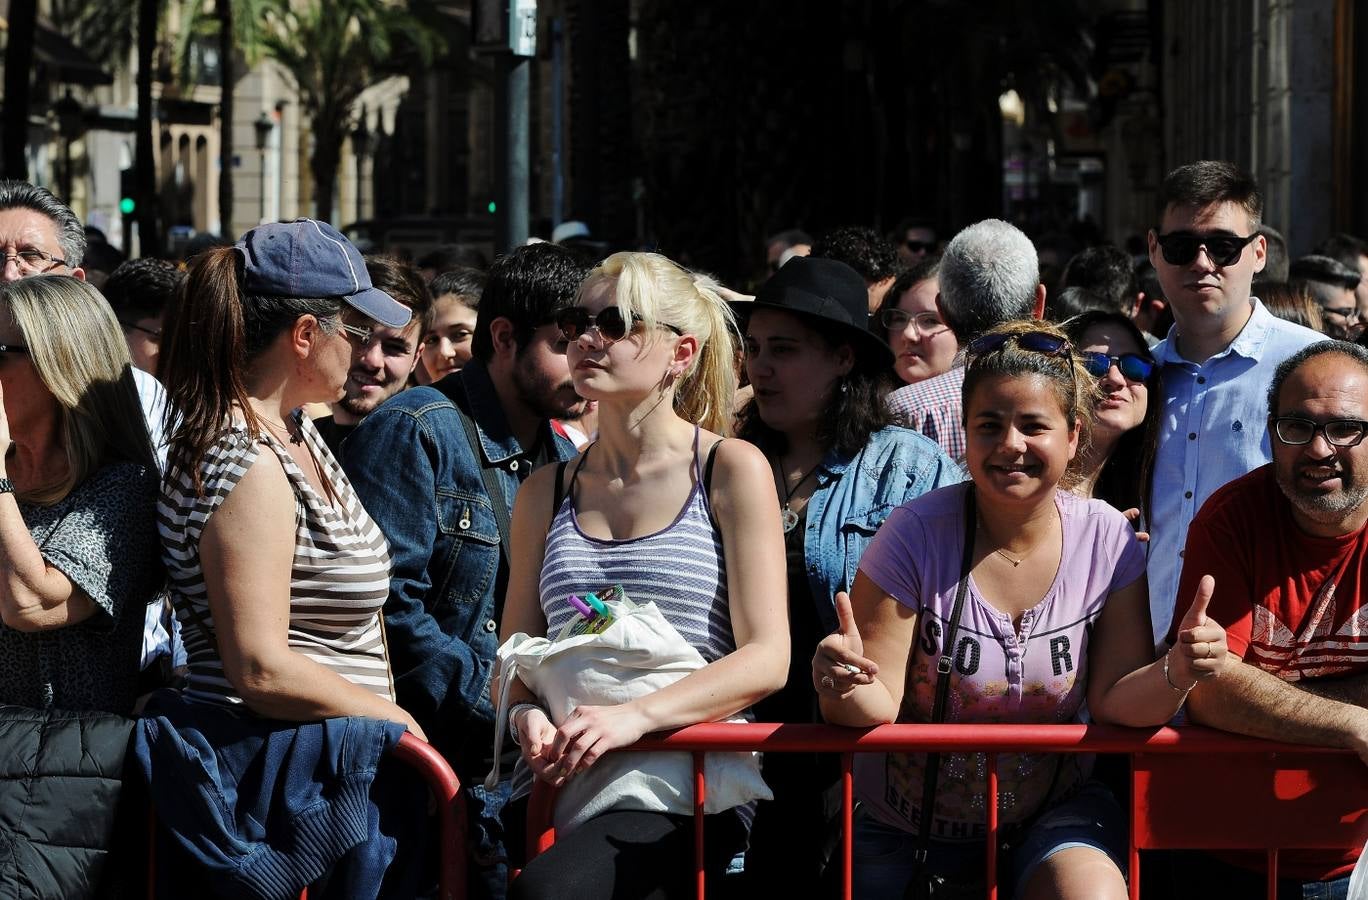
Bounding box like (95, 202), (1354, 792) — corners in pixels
(119, 167), (135, 215)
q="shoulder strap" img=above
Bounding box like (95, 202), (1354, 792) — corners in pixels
(450, 395), (514, 570)
(703, 438), (723, 532)
(912, 484), (976, 864)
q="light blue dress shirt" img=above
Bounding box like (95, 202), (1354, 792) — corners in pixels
(1146, 298), (1325, 644)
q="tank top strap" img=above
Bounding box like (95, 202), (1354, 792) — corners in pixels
(564, 442), (594, 505)
(690, 423), (703, 484)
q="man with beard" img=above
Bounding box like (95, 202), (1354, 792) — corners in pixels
(342, 243), (586, 899)
(313, 255), (430, 457)
(1163, 342), (1368, 896)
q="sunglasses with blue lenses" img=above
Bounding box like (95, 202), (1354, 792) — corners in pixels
(1079, 351), (1155, 383)
(966, 330), (1072, 359)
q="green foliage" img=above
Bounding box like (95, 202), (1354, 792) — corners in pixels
(258, 0), (442, 128)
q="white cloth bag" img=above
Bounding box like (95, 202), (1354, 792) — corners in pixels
(485, 592), (771, 833)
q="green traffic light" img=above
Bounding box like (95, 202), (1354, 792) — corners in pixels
(487, 201), (496, 214)
(119, 197), (136, 214)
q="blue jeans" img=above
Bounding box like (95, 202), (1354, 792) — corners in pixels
(853, 779), (1128, 900)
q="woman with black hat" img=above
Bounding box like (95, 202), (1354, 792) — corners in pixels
(735, 256), (960, 894)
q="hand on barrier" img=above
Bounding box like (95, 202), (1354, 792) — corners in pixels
(812, 591), (879, 699)
(402, 716), (429, 744)
(544, 703), (651, 782)
(1171, 575), (1228, 688)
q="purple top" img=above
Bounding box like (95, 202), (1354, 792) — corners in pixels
(854, 482), (1146, 839)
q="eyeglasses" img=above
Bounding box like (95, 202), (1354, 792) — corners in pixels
(557, 305), (683, 343)
(879, 309), (948, 336)
(1271, 416), (1368, 448)
(1322, 306), (1360, 323)
(120, 319), (162, 341)
(339, 322), (374, 345)
(0, 248), (68, 273)
(904, 240), (935, 253)
(1080, 351), (1155, 383)
(1154, 231), (1259, 267)
(0, 343), (28, 354)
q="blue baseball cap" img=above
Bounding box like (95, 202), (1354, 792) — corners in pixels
(235, 218), (412, 328)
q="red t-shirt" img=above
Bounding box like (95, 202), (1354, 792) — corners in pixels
(1173, 463), (1368, 880)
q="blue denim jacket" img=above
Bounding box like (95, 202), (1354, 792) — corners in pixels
(801, 426), (961, 634)
(341, 360), (576, 772)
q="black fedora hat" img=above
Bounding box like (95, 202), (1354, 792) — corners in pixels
(751, 256), (894, 368)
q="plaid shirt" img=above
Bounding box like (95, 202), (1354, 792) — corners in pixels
(886, 365), (966, 462)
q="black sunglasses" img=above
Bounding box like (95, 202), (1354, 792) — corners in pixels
(557, 306), (682, 343)
(904, 240), (935, 253)
(1080, 351), (1155, 383)
(1154, 231), (1259, 267)
(0, 343), (28, 354)
(119, 320), (162, 340)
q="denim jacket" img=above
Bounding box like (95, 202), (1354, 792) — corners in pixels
(341, 360), (576, 772)
(801, 425), (961, 634)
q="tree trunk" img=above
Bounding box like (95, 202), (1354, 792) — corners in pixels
(311, 119), (340, 223)
(2, 0), (37, 179)
(217, 0), (234, 237)
(135, 0), (161, 254)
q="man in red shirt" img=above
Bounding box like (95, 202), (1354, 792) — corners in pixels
(1172, 340), (1368, 893)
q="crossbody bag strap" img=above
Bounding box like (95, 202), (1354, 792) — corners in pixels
(451, 399), (514, 571)
(912, 484), (977, 865)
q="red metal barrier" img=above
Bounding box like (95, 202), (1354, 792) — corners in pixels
(148, 731), (467, 900)
(522, 723), (1368, 900)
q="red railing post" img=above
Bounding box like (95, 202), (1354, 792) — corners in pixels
(693, 752), (706, 900)
(391, 732), (467, 900)
(985, 753), (998, 900)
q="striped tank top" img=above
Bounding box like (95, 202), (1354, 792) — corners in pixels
(158, 414), (395, 706)
(539, 428), (735, 664)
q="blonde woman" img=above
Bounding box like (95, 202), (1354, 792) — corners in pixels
(0, 274), (161, 714)
(498, 252), (789, 900)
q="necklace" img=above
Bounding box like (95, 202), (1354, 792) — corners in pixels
(979, 516), (1052, 568)
(993, 547), (1028, 567)
(775, 455), (823, 534)
(259, 412), (303, 446)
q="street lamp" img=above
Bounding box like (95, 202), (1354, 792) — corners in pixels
(352, 112), (371, 223)
(52, 91), (85, 202)
(253, 112), (274, 224)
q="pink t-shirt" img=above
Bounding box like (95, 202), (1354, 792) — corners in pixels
(853, 483), (1146, 840)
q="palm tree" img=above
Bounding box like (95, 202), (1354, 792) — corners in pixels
(257, 0), (440, 222)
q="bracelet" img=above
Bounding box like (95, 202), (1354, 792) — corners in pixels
(1163, 649), (1197, 694)
(508, 703), (541, 747)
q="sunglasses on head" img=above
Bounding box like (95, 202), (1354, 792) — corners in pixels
(1079, 351), (1155, 383)
(557, 305), (683, 343)
(1154, 231), (1259, 267)
(966, 330), (1071, 360)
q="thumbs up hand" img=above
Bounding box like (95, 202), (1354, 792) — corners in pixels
(1172, 575), (1229, 688)
(812, 591), (879, 699)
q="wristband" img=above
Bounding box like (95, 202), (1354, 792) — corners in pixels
(1163, 649), (1196, 694)
(509, 703), (542, 747)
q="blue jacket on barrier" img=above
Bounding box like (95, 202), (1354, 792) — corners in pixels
(135, 691), (412, 900)
(800, 425), (961, 632)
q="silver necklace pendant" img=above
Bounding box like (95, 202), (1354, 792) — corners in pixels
(781, 504), (800, 533)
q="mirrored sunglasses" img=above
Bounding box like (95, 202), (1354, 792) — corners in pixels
(1080, 351), (1155, 382)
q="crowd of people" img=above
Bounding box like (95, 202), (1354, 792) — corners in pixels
(0, 157), (1365, 899)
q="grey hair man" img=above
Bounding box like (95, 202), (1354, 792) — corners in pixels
(886, 218), (1047, 461)
(0, 180), (86, 282)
